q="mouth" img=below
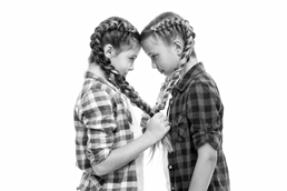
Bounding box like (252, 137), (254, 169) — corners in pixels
(158, 68), (165, 74)
(156, 67), (164, 74)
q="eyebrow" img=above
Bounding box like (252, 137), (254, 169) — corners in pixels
(129, 54), (138, 58)
(147, 51), (154, 57)
(149, 52), (158, 57)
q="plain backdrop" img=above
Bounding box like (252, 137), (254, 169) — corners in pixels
(0, 0), (286, 190)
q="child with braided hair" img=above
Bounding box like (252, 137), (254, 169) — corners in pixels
(74, 16), (170, 191)
(141, 12), (230, 191)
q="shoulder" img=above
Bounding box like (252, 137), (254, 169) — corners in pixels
(187, 71), (219, 96)
(80, 78), (120, 105)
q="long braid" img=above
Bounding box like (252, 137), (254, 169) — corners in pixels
(140, 13), (196, 153)
(89, 17), (154, 116)
(151, 17), (196, 112)
(108, 65), (154, 116)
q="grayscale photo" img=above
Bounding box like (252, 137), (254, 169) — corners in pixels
(0, 1), (286, 191)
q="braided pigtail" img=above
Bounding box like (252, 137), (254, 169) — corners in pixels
(140, 12), (197, 154)
(89, 17), (154, 117)
(147, 15), (196, 111)
(107, 65), (154, 116)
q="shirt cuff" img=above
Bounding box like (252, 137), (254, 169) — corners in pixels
(192, 128), (221, 150)
(87, 148), (112, 165)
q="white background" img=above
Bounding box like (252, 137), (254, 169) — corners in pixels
(0, 0), (286, 190)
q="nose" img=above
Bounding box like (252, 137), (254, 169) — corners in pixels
(151, 61), (157, 69)
(129, 63), (134, 71)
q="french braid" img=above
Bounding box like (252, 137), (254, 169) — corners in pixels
(89, 17), (154, 116)
(140, 12), (196, 152)
(148, 15), (196, 112)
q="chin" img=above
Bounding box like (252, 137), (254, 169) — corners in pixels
(164, 71), (173, 76)
(162, 71), (168, 76)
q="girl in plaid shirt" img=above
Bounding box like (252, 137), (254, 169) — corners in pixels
(74, 16), (170, 191)
(141, 12), (230, 191)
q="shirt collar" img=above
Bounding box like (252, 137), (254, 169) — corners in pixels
(84, 70), (119, 92)
(174, 62), (205, 93)
(85, 71), (106, 84)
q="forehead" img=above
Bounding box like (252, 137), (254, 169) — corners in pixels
(141, 35), (167, 52)
(118, 44), (141, 56)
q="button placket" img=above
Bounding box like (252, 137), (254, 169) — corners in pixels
(168, 163), (176, 191)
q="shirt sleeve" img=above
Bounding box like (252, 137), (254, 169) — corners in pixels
(80, 88), (117, 165)
(186, 82), (222, 150)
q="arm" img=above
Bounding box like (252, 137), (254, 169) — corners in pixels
(92, 127), (162, 176)
(187, 82), (222, 191)
(188, 143), (217, 191)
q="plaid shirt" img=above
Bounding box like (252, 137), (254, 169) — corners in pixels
(167, 63), (230, 191)
(74, 71), (138, 191)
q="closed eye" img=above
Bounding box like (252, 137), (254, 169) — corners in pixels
(151, 54), (158, 60)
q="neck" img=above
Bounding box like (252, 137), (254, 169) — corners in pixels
(182, 57), (198, 75)
(88, 63), (107, 79)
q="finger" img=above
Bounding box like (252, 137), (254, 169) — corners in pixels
(142, 114), (150, 120)
(158, 113), (166, 119)
(163, 121), (170, 127)
(154, 113), (163, 119)
(162, 117), (169, 122)
(166, 125), (171, 130)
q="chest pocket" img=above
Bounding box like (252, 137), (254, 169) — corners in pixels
(169, 92), (191, 143)
(170, 114), (190, 143)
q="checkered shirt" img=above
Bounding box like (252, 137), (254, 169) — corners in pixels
(74, 71), (138, 191)
(167, 63), (230, 191)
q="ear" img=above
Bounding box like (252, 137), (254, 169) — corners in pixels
(173, 38), (184, 56)
(103, 44), (115, 59)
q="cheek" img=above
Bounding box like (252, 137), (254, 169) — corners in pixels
(165, 56), (178, 71)
(122, 59), (131, 70)
(114, 59), (125, 72)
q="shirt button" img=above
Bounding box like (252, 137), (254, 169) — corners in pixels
(171, 186), (176, 191)
(168, 165), (173, 170)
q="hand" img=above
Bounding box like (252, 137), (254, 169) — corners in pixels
(145, 112), (170, 144)
(140, 113), (150, 129)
